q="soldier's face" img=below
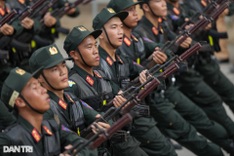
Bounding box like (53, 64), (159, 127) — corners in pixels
(148, 0), (167, 17)
(78, 35), (100, 67)
(20, 78), (50, 113)
(42, 62), (69, 90)
(124, 5), (139, 28)
(103, 17), (124, 47)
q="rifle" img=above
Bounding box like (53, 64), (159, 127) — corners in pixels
(51, 0), (84, 18)
(39, 0), (59, 23)
(121, 42), (202, 114)
(179, 0), (231, 31)
(63, 111), (137, 156)
(147, 0), (230, 66)
(81, 42), (202, 137)
(0, 0), (47, 39)
(0, 10), (17, 27)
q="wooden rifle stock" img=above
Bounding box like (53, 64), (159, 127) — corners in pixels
(65, 112), (136, 156)
(0, 0), (47, 39)
(89, 112), (136, 150)
(40, 0), (59, 16)
(0, 10), (17, 27)
(54, 0), (83, 18)
(18, 0), (47, 21)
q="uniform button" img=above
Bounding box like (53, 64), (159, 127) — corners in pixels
(196, 91), (200, 95)
(147, 140), (150, 144)
(169, 122), (173, 126)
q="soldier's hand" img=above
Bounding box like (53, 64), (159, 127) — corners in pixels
(139, 69), (149, 84)
(113, 90), (126, 108)
(179, 37), (192, 49)
(60, 144), (76, 156)
(152, 47), (167, 64)
(204, 23), (212, 30)
(21, 17), (34, 29)
(43, 12), (57, 27)
(0, 23), (14, 35)
(91, 121), (110, 134)
(65, 3), (76, 15)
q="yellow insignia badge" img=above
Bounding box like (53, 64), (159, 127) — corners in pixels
(15, 68), (25, 75)
(49, 47), (58, 55)
(78, 26), (87, 31)
(107, 8), (115, 13)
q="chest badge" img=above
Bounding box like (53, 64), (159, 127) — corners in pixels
(31, 128), (41, 142)
(124, 37), (131, 46)
(43, 126), (53, 136)
(86, 75), (94, 86)
(58, 99), (67, 110)
(106, 56), (113, 66)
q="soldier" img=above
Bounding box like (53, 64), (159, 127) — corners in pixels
(182, 0), (234, 115)
(28, 44), (110, 135)
(0, 67), (97, 156)
(92, 6), (222, 156)
(34, 0), (81, 48)
(0, 0), (16, 94)
(108, 0), (234, 155)
(64, 24), (177, 156)
(64, 24), (149, 155)
(165, 0), (234, 141)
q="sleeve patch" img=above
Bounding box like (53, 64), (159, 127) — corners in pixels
(68, 80), (76, 87)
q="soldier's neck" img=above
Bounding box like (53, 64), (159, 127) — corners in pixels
(19, 111), (43, 133)
(123, 25), (132, 39)
(52, 90), (65, 101)
(100, 43), (116, 61)
(145, 13), (159, 28)
(75, 62), (94, 76)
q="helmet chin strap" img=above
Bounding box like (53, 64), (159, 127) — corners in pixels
(102, 26), (118, 50)
(42, 71), (63, 91)
(19, 94), (45, 114)
(76, 48), (92, 68)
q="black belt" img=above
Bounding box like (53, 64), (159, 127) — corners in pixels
(110, 130), (130, 143)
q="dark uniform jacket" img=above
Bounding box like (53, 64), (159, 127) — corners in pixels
(47, 90), (98, 134)
(0, 115), (97, 156)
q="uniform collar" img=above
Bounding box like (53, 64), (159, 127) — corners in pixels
(72, 64), (97, 86)
(99, 46), (124, 66)
(140, 16), (162, 36)
(123, 34), (139, 47)
(17, 116), (53, 143)
(47, 91), (68, 110)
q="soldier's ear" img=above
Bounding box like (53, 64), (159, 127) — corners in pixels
(15, 97), (26, 108)
(38, 74), (44, 84)
(142, 3), (150, 12)
(99, 31), (105, 40)
(69, 50), (79, 61)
